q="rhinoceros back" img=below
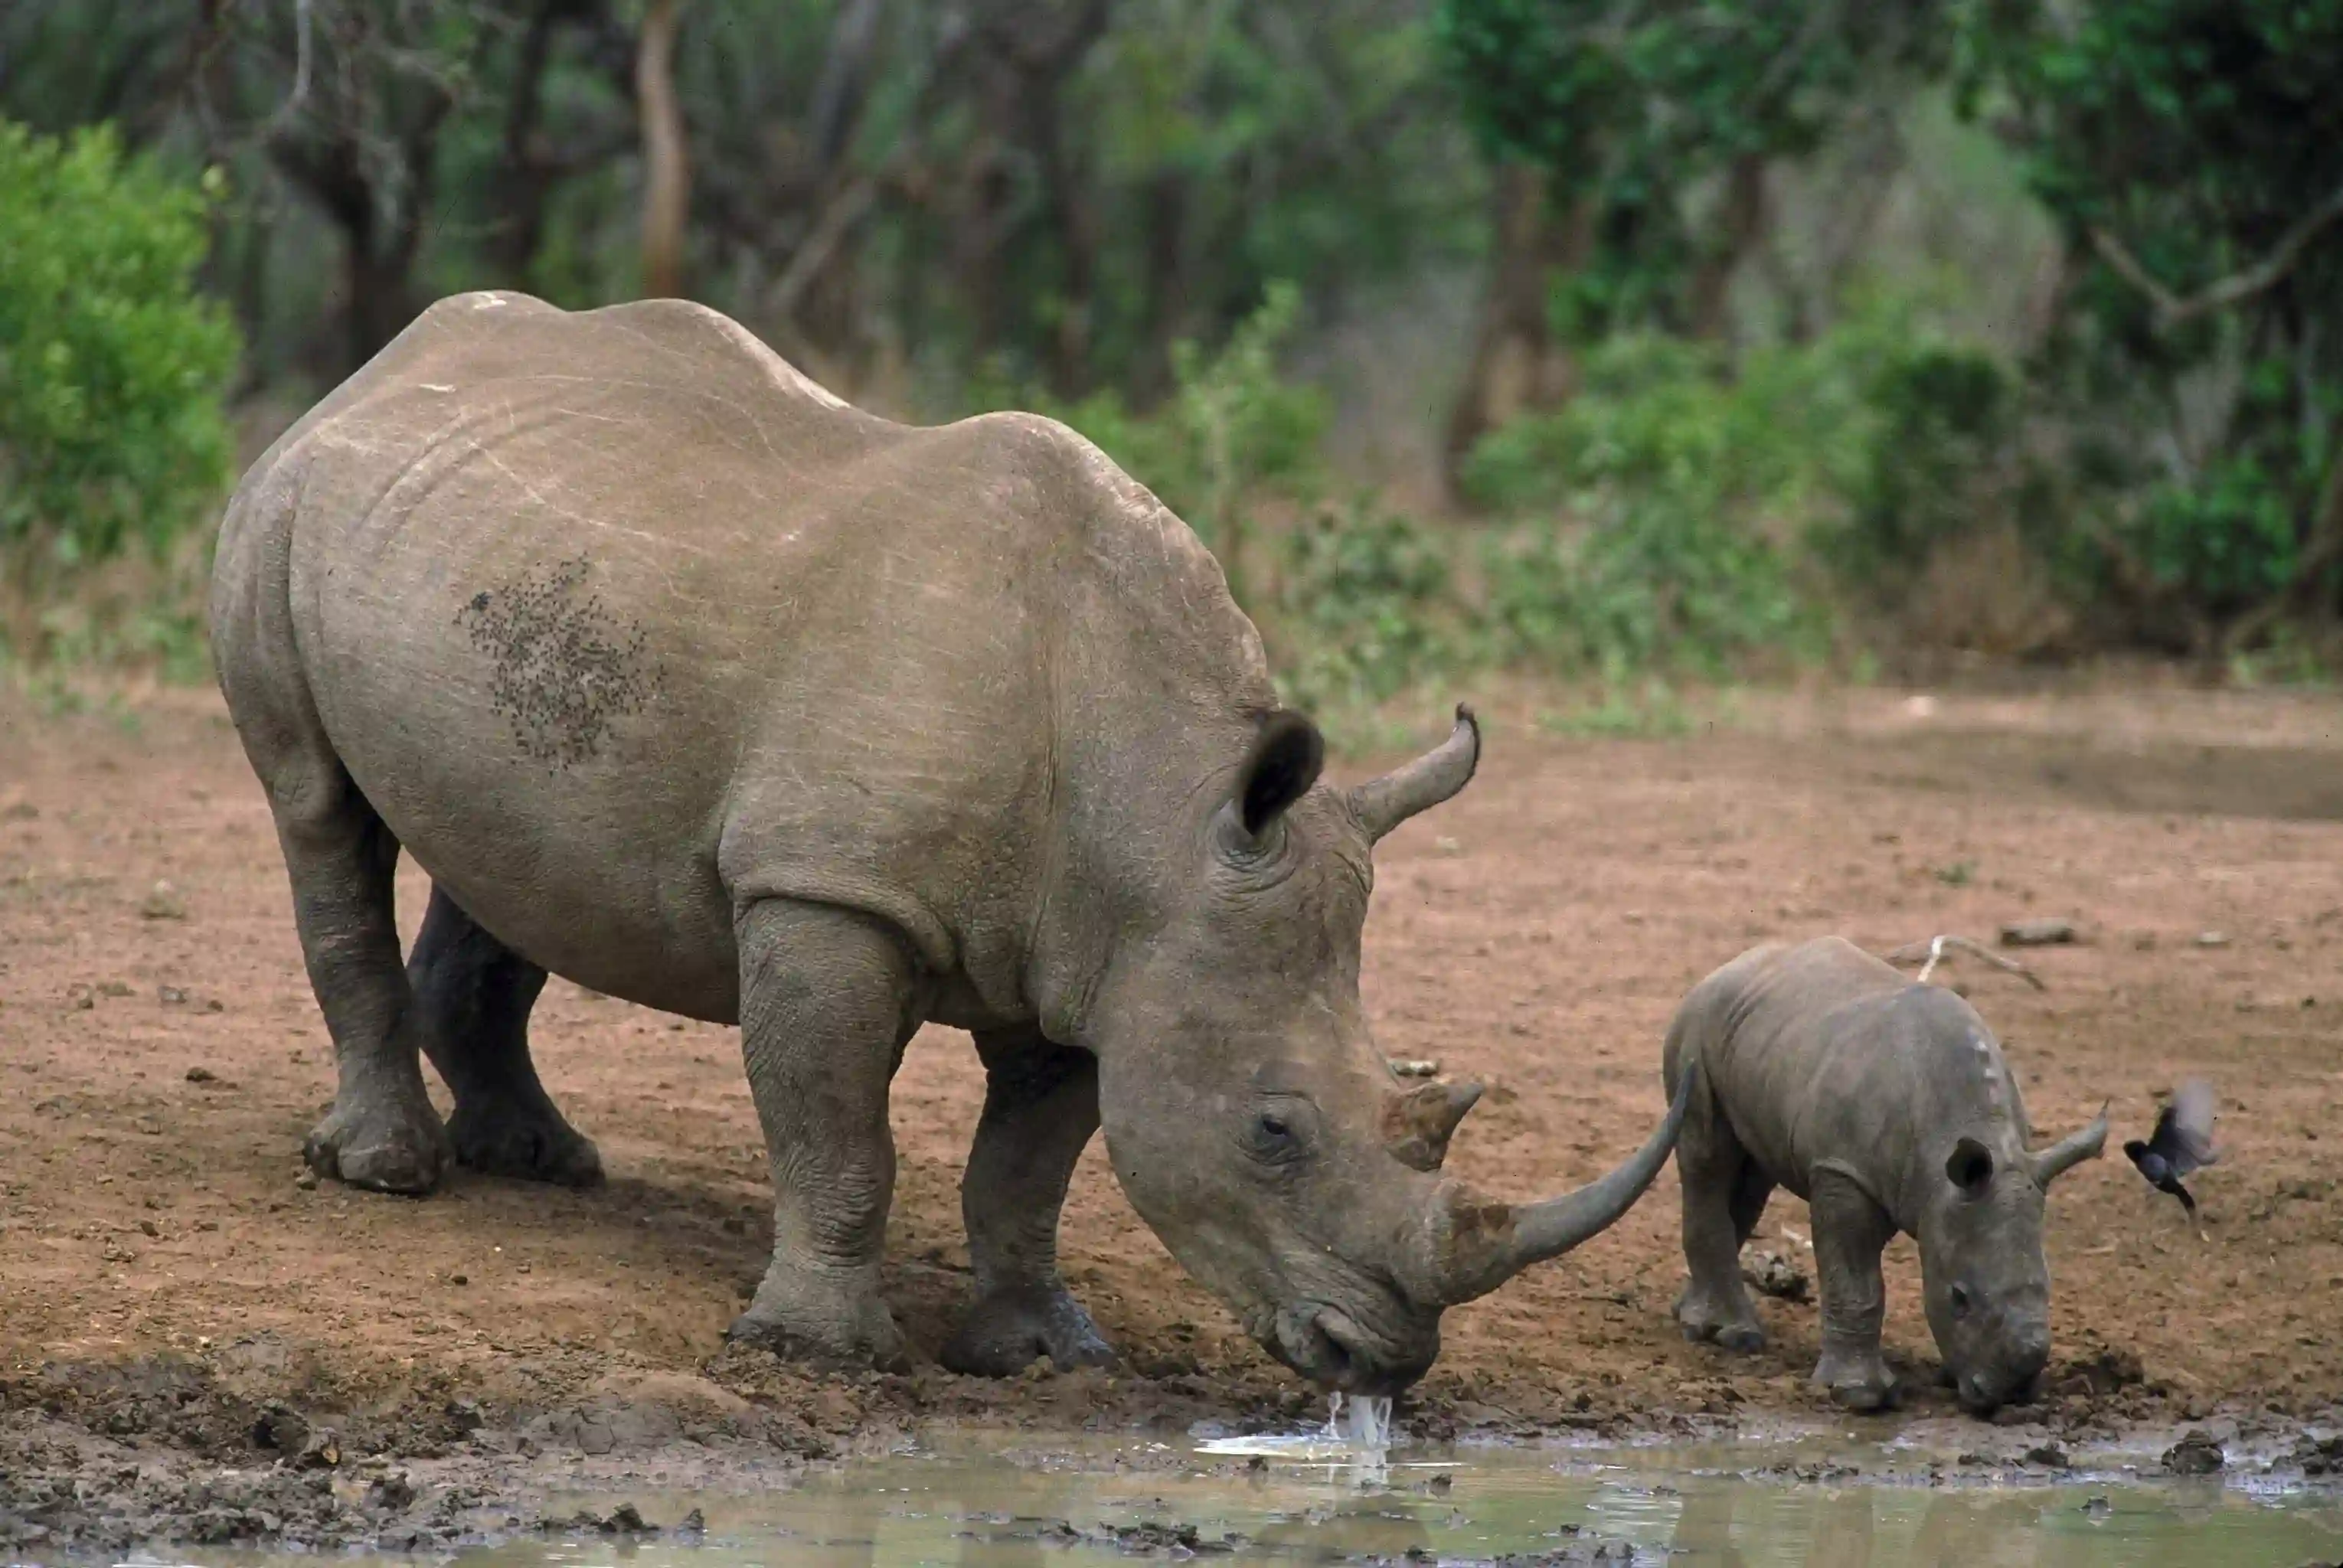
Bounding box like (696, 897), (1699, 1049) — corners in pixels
(211, 292), (1269, 1021)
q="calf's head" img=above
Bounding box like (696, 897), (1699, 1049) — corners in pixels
(1916, 1109), (2106, 1412)
(1088, 706), (1691, 1396)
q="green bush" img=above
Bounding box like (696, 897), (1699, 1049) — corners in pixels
(1957, 0), (2343, 645)
(1467, 334), (1839, 678)
(1459, 291), (2067, 675)
(1274, 497), (1456, 714)
(1804, 319), (2026, 606)
(0, 122), (240, 581)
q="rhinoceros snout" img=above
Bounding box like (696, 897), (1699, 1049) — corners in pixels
(1268, 1304), (1438, 1396)
(1958, 1329), (2050, 1413)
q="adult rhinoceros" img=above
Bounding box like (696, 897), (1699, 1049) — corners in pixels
(209, 292), (1688, 1392)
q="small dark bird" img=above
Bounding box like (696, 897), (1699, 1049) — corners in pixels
(2124, 1078), (2219, 1238)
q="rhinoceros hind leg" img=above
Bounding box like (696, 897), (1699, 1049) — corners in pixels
(724, 898), (922, 1371)
(941, 1027), (1118, 1377)
(253, 740), (447, 1194)
(409, 885), (603, 1187)
(1672, 1063), (1768, 1353)
(1809, 1165), (1897, 1412)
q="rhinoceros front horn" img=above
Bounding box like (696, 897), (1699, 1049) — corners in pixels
(1350, 705), (1480, 841)
(1410, 1060), (1696, 1308)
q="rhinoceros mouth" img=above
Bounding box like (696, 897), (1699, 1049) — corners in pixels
(1956, 1364), (2043, 1413)
(1268, 1303), (1431, 1396)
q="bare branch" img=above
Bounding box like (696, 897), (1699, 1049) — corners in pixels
(1882, 935), (2047, 991)
(766, 175), (877, 320)
(806, 0), (887, 172)
(2090, 182), (2343, 330)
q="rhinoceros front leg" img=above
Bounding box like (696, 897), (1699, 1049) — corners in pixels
(940, 1026), (1118, 1377)
(408, 886), (603, 1187)
(725, 898), (921, 1371)
(1809, 1164), (1897, 1411)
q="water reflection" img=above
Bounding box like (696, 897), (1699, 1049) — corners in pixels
(1808, 1486), (1877, 1568)
(1669, 1482), (1753, 1568)
(162, 1434), (2343, 1568)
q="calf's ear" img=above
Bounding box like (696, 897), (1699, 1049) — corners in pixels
(1945, 1136), (1995, 1197)
(1237, 710), (1325, 835)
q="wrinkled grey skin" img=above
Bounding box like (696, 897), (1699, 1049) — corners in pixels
(1662, 938), (2106, 1413)
(209, 292), (1691, 1394)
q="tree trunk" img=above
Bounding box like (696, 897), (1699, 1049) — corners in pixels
(1138, 169), (1192, 403)
(1443, 165), (1592, 505)
(1034, 100), (1098, 396)
(636, 0), (690, 299)
(490, 0), (567, 283)
(1685, 152), (1769, 344)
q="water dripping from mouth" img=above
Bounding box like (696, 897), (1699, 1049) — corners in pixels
(1325, 1391), (1394, 1449)
(1194, 1392), (1403, 1481)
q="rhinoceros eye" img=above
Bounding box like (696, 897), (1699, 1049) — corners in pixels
(1244, 1104), (1312, 1166)
(1949, 1284), (1975, 1320)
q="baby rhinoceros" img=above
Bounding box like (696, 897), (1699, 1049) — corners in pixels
(1662, 938), (2107, 1413)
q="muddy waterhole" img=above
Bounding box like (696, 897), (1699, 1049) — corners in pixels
(124, 1401), (2343, 1568)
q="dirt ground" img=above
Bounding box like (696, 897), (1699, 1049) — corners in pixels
(4, 675), (2341, 1534)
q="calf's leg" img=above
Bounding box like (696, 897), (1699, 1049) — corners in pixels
(726, 898), (923, 1370)
(940, 1025), (1117, 1376)
(1809, 1164), (1897, 1411)
(1673, 1065), (1767, 1351)
(409, 885), (603, 1187)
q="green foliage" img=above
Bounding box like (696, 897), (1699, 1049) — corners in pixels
(1962, 0), (2343, 639)
(0, 121), (239, 578)
(1539, 678), (1700, 738)
(1436, 0), (1951, 332)
(1274, 497), (1456, 715)
(1830, 341), (2015, 590)
(1468, 334), (1844, 678)
(1785, 292), (2031, 604)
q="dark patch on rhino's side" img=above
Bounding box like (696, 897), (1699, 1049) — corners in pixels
(456, 557), (658, 768)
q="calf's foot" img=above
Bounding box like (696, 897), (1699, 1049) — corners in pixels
(942, 1283), (1118, 1377)
(305, 1082), (448, 1194)
(725, 1265), (910, 1373)
(1812, 1346), (1897, 1412)
(447, 1096), (603, 1187)
(1675, 1285), (1766, 1353)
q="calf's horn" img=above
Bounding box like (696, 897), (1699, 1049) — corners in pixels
(2026, 1101), (2109, 1185)
(1413, 1060), (1695, 1307)
(1350, 706), (1480, 841)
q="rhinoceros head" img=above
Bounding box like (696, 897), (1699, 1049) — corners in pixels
(1085, 705), (1691, 1395)
(1917, 1110), (2106, 1412)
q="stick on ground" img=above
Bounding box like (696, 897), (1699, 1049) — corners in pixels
(1882, 934), (2048, 991)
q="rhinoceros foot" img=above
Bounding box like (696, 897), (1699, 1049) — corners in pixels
(1813, 1348), (1897, 1413)
(940, 1285), (1119, 1378)
(1674, 1285), (1766, 1354)
(725, 1276), (912, 1374)
(303, 1088), (449, 1195)
(446, 1098), (604, 1188)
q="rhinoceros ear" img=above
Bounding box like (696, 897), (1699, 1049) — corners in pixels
(1237, 710), (1325, 835)
(1945, 1136), (1995, 1197)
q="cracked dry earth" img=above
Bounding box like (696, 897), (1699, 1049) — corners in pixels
(3, 678), (2341, 1549)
